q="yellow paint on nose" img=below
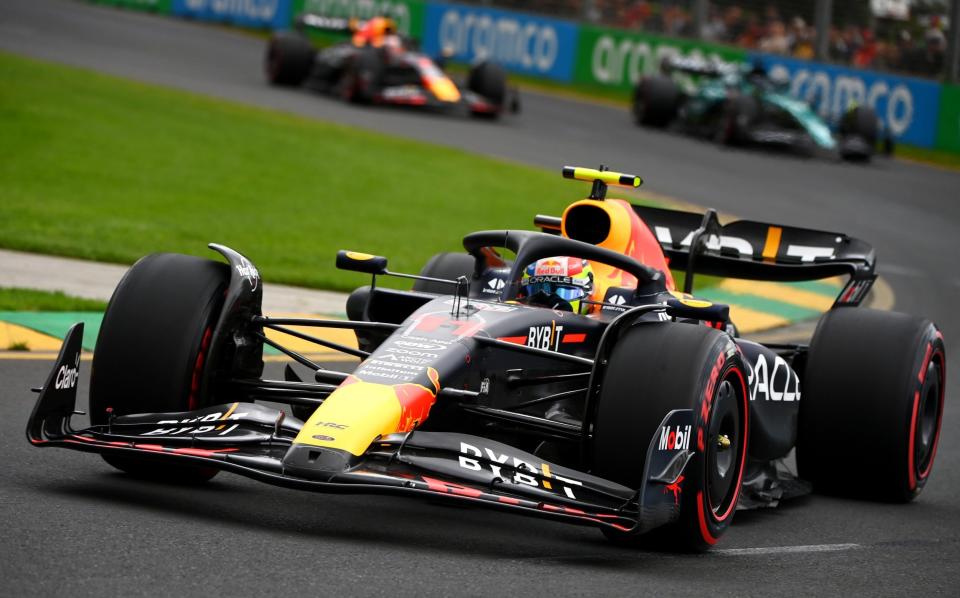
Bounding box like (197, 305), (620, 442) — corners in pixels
(293, 381), (401, 456)
(429, 77), (461, 102)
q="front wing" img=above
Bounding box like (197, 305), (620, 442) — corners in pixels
(28, 324), (692, 535)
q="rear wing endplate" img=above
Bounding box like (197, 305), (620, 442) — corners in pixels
(633, 205), (877, 306)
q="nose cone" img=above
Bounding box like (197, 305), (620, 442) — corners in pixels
(282, 443), (356, 477)
(286, 374), (439, 472)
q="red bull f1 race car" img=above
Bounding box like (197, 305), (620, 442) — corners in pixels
(265, 15), (517, 118)
(27, 167), (945, 550)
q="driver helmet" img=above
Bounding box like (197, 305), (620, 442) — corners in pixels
(519, 257), (594, 314)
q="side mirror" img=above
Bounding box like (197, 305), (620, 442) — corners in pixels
(336, 250), (388, 275)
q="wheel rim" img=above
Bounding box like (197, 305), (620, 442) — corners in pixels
(706, 379), (741, 515)
(915, 358), (942, 476)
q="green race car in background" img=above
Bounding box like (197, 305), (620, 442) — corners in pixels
(633, 56), (888, 162)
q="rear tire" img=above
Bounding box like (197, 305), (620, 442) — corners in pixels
(90, 254), (231, 483)
(342, 47), (385, 104)
(265, 32), (315, 86)
(412, 252), (476, 294)
(715, 96), (758, 145)
(798, 308), (945, 502)
(591, 322), (749, 550)
(632, 76), (680, 127)
(839, 106), (878, 161)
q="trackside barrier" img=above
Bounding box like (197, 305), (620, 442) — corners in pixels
(421, 2), (579, 82)
(90, 0), (172, 13)
(935, 84), (960, 154)
(170, 0), (292, 29)
(90, 0), (958, 153)
(571, 24), (746, 93)
(752, 54), (943, 148)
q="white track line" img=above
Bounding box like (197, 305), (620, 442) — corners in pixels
(714, 543), (860, 556)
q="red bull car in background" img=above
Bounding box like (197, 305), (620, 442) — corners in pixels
(27, 166), (945, 550)
(265, 14), (518, 119)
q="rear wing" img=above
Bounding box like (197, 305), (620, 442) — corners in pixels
(535, 205), (877, 307)
(661, 55), (738, 78)
(294, 13), (356, 34)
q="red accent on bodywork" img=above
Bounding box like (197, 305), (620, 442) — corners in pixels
(561, 333), (586, 343)
(422, 476), (484, 498)
(664, 475), (684, 505)
(171, 447), (239, 457)
(497, 336), (528, 345)
(394, 384), (438, 432)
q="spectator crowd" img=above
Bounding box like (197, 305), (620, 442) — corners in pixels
(470, 1), (951, 78)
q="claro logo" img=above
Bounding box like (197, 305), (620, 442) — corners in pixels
(55, 353), (81, 390)
(184, 0), (279, 20)
(439, 10), (559, 73)
(591, 35), (722, 86)
(769, 64), (914, 136)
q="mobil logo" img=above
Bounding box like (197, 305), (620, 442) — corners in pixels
(422, 3), (577, 81)
(658, 424), (691, 451)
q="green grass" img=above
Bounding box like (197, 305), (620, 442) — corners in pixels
(1, 51), (662, 292)
(0, 287), (108, 311)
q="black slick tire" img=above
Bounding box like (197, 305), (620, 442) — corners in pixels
(632, 76), (680, 127)
(798, 308), (945, 502)
(342, 47), (385, 104)
(468, 61), (507, 116)
(591, 322), (749, 550)
(90, 253), (230, 483)
(265, 32), (315, 86)
(715, 95), (758, 145)
(838, 106), (878, 161)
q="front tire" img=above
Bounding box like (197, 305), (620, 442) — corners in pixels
(838, 106), (878, 161)
(265, 32), (315, 86)
(90, 253), (231, 482)
(715, 95), (758, 145)
(632, 76), (680, 127)
(591, 322), (749, 550)
(467, 61), (507, 116)
(798, 308), (945, 502)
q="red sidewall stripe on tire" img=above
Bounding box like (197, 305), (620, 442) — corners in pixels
(698, 359), (749, 544)
(908, 342), (945, 490)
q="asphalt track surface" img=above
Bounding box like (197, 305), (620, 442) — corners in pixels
(2, 0), (960, 595)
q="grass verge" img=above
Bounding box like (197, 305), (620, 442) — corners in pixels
(0, 51), (658, 292)
(0, 287), (107, 311)
(0, 288), (108, 311)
